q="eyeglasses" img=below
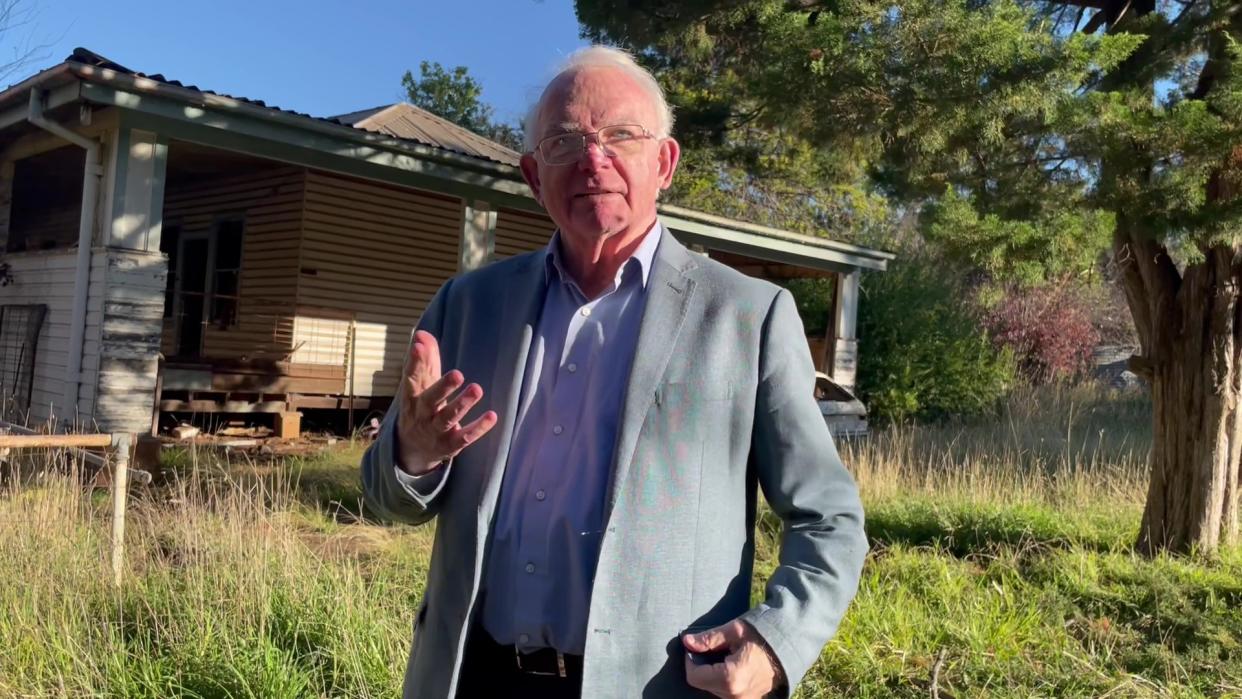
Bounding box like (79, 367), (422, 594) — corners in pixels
(534, 124), (657, 165)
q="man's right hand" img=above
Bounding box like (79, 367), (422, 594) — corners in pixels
(396, 330), (498, 475)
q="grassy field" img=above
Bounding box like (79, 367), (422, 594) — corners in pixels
(1, 383), (1240, 698)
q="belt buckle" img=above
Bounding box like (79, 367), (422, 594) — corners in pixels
(514, 647), (567, 678)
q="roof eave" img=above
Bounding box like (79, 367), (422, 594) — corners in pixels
(659, 203), (894, 271)
(65, 61), (528, 179)
(0, 59), (893, 274)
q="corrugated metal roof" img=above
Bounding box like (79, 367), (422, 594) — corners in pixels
(61, 48), (522, 167)
(341, 103), (521, 167)
(331, 105), (391, 125)
(13, 49), (894, 270)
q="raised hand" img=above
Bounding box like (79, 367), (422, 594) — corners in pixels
(396, 330), (498, 475)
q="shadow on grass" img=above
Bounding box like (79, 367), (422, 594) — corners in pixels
(860, 499), (1139, 557)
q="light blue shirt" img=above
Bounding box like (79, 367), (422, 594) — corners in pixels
(392, 222), (661, 653)
(480, 222), (660, 654)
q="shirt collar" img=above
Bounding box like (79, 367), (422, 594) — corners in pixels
(544, 219), (662, 292)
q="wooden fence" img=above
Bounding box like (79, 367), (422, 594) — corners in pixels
(0, 430), (133, 586)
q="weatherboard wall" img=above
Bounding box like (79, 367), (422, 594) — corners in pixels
(160, 167), (305, 360)
(297, 170), (460, 397)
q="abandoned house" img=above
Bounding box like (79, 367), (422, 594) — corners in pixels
(0, 48), (892, 438)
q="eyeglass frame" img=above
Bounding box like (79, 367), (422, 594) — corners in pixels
(532, 123), (660, 165)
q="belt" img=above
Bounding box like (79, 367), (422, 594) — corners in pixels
(514, 646), (580, 678)
(472, 626), (584, 679)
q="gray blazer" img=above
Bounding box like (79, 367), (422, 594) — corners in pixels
(361, 227), (868, 698)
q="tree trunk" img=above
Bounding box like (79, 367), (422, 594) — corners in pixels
(1117, 231), (1242, 555)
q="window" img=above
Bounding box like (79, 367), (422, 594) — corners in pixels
(161, 224), (181, 319)
(209, 219), (243, 329)
(168, 217), (245, 356)
(7, 147), (86, 252)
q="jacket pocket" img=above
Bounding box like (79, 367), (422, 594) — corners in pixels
(656, 380), (734, 405)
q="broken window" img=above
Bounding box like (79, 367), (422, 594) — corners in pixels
(7, 147), (85, 253)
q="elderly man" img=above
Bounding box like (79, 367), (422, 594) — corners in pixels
(361, 46), (867, 699)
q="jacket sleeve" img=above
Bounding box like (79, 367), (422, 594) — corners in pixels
(359, 279), (456, 526)
(737, 288), (869, 691)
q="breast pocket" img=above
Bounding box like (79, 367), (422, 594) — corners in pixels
(654, 380), (735, 462)
(655, 381), (734, 422)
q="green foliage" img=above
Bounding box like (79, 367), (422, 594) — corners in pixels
(856, 252), (1015, 423)
(924, 188), (1114, 285)
(401, 61), (488, 132)
(782, 277), (834, 337)
(577, 0), (1242, 277)
(401, 60), (524, 151)
(582, 3), (899, 244)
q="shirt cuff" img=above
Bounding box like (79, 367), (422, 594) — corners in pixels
(393, 461), (449, 497)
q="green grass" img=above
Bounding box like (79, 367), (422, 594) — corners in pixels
(1, 383), (1240, 697)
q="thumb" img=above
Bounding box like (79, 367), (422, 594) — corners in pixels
(682, 623), (734, 652)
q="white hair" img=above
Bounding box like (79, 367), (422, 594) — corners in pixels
(522, 45), (675, 153)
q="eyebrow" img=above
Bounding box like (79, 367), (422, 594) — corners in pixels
(547, 120), (641, 136)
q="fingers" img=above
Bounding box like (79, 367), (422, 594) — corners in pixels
(434, 382), (484, 430)
(684, 655), (729, 695)
(682, 624), (734, 653)
(445, 410), (499, 454)
(406, 331), (442, 393)
(684, 622), (762, 698)
(418, 370), (465, 411)
(684, 646), (759, 699)
(416, 330), (441, 379)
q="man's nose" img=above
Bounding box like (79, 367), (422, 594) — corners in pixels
(576, 139), (612, 171)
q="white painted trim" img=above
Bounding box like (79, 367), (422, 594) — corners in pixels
(459, 200), (497, 272)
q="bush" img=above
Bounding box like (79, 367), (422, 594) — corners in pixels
(783, 277), (833, 337)
(983, 283), (1100, 384)
(856, 252), (1014, 423)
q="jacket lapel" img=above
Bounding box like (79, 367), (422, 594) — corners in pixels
(604, 227), (698, 521)
(478, 253), (547, 518)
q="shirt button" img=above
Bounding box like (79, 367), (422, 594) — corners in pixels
(552, 425), (563, 435)
(525, 562), (536, 574)
(535, 489), (546, 501)
(519, 633), (530, 644)
(581, 307), (591, 317)
(567, 363), (577, 373)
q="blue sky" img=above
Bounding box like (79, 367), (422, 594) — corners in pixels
(20, 0), (588, 125)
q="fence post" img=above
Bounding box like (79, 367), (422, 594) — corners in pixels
(110, 432), (131, 587)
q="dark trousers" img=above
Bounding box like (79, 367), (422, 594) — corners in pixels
(454, 622), (584, 699)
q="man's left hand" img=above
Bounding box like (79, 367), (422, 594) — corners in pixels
(682, 619), (784, 698)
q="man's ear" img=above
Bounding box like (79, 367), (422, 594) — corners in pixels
(520, 152), (543, 204)
(657, 137), (681, 190)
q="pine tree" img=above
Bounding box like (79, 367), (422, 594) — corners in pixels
(577, 0), (1242, 554)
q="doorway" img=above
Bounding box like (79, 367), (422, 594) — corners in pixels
(165, 218), (243, 358)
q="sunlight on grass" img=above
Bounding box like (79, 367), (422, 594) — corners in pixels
(0, 383), (1238, 697)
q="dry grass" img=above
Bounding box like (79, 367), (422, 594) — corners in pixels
(0, 382), (1239, 698)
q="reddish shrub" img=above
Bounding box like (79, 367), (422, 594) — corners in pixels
(983, 283), (1100, 384)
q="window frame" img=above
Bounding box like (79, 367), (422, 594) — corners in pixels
(169, 214), (245, 356)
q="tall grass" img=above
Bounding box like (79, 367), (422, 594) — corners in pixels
(0, 383), (1238, 698)
(0, 449), (430, 698)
